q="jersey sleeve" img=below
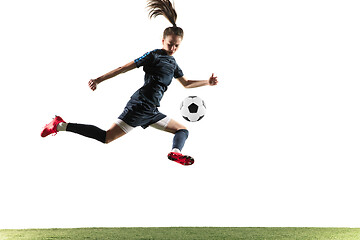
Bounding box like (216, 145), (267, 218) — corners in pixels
(174, 63), (184, 79)
(134, 50), (155, 68)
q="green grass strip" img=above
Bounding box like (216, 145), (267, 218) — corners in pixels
(1, 227), (360, 240)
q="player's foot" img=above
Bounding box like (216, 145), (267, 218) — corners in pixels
(167, 152), (194, 166)
(41, 115), (66, 137)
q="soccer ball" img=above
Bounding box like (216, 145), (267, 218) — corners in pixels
(180, 96), (206, 122)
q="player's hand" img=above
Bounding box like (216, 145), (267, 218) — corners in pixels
(208, 73), (218, 86)
(88, 79), (97, 91)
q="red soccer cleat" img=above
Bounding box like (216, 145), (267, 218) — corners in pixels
(167, 152), (194, 166)
(41, 116), (66, 137)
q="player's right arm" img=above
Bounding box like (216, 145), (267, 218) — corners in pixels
(88, 61), (137, 91)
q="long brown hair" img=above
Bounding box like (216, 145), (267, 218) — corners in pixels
(147, 0), (184, 39)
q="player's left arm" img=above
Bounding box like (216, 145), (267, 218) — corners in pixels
(177, 73), (218, 88)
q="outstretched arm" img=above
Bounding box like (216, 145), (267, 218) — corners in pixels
(176, 73), (218, 88)
(88, 61), (137, 91)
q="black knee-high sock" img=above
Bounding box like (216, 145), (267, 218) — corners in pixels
(172, 129), (189, 151)
(66, 123), (106, 143)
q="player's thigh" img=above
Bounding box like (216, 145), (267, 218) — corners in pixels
(164, 119), (187, 134)
(105, 123), (127, 143)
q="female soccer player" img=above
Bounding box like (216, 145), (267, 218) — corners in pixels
(41, 0), (218, 165)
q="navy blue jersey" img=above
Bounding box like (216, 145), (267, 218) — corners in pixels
(131, 49), (184, 107)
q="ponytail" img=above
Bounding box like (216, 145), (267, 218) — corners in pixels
(147, 0), (184, 39)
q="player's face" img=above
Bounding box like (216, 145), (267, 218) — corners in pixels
(162, 34), (182, 56)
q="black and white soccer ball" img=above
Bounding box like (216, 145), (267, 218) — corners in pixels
(180, 96), (206, 122)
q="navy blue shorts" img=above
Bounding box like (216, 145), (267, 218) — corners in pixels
(118, 99), (166, 129)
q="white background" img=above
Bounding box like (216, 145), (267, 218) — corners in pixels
(1, 0), (360, 229)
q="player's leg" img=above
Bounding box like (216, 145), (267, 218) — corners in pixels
(65, 122), (107, 143)
(151, 117), (185, 133)
(150, 117), (194, 165)
(105, 119), (134, 143)
(150, 117), (188, 151)
(164, 119), (189, 152)
(41, 116), (132, 144)
(104, 123), (127, 144)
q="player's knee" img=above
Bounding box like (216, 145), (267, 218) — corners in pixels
(104, 136), (111, 144)
(104, 131), (116, 144)
(176, 128), (189, 138)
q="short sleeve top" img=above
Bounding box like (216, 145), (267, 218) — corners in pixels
(131, 49), (184, 107)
